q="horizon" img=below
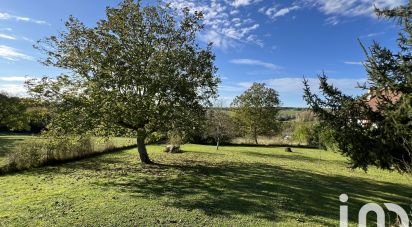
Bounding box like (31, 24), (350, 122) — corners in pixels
(0, 0), (406, 107)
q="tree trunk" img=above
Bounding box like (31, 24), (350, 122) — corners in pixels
(254, 127), (258, 145)
(137, 136), (153, 164)
(216, 137), (220, 150)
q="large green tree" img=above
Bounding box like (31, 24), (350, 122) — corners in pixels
(231, 83), (280, 144)
(27, 0), (219, 164)
(304, 3), (412, 172)
(0, 93), (28, 131)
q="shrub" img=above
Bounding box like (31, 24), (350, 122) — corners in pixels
(292, 122), (318, 146)
(167, 131), (184, 146)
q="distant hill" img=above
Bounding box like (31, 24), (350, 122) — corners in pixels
(209, 107), (307, 122)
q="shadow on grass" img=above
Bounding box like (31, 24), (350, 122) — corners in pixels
(29, 153), (412, 225)
(222, 143), (319, 149)
(242, 151), (349, 166)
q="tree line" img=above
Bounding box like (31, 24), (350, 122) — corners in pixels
(0, 94), (50, 133)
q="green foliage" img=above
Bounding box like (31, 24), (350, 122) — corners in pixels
(167, 130), (185, 146)
(316, 124), (338, 151)
(277, 107), (306, 121)
(0, 96), (51, 133)
(26, 106), (50, 133)
(293, 122), (315, 145)
(27, 0), (219, 163)
(304, 3), (412, 172)
(281, 110), (336, 148)
(0, 93), (29, 131)
(292, 110), (316, 145)
(231, 83), (281, 144)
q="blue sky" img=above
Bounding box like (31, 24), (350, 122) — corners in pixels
(0, 0), (406, 106)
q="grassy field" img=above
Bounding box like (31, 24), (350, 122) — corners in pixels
(0, 139), (411, 226)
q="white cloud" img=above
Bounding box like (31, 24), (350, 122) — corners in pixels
(264, 6), (278, 17)
(0, 76), (31, 82)
(361, 32), (385, 38)
(227, 77), (366, 106)
(0, 12), (48, 25)
(260, 4), (300, 20)
(166, 0), (262, 49)
(219, 77), (367, 106)
(0, 28), (12, 31)
(231, 0), (251, 7)
(304, 0), (406, 18)
(230, 0), (261, 8)
(0, 76), (36, 96)
(0, 33), (16, 40)
(219, 84), (244, 92)
(325, 16), (340, 25)
(344, 61), (363, 65)
(201, 30), (233, 49)
(0, 83), (27, 96)
(230, 58), (282, 70)
(265, 5), (300, 19)
(230, 10), (240, 15)
(0, 45), (33, 61)
(274, 6), (300, 17)
(246, 34), (264, 47)
(262, 77), (365, 93)
(21, 36), (35, 43)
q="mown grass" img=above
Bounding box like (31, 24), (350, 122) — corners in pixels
(0, 142), (411, 226)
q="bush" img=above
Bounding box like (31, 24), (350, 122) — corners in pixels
(167, 131), (185, 146)
(292, 122), (318, 146)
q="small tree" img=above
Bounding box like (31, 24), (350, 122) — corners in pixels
(303, 3), (412, 172)
(205, 102), (237, 150)
(231, 83), (280, 144)
(27, 0), (219, 164)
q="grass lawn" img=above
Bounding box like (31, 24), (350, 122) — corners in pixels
(0, 142), (411, 226)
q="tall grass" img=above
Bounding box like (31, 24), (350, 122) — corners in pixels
(4, 137), (134, 173)
(232, 136), (303, 146)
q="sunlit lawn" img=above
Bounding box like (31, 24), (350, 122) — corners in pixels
(0, 139), (411, 226)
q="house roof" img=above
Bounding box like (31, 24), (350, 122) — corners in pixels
(365, 88), (402, 112)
